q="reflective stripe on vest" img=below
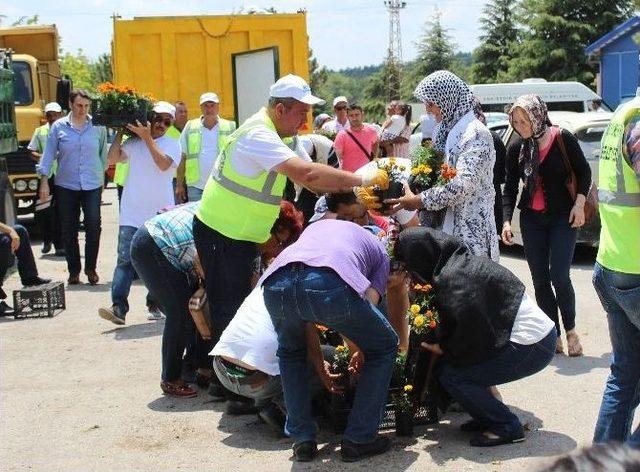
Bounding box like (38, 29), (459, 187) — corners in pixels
(184, 118), (235, 185)
(596, 98), (640, 274)
(196, 108), (287, 243)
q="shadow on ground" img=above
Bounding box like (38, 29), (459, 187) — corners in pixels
(550, 352), (611, 376)
(101, 321), (163, 340)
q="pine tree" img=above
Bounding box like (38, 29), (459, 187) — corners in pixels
(411, 10), (456, 80)
(471, 0), (520, 83)
(507, 0), (635, 84)
(362, 59), (401, 122)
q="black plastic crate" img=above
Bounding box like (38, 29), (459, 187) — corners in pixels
(13, 281), (65, 318)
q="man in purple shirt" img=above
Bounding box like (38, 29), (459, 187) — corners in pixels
(261, 219), (397, 462)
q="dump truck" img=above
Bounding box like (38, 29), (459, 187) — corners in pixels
(111, 12), (311, 126)
(0, 25), (70, 216)
(0, 49), (18, 225)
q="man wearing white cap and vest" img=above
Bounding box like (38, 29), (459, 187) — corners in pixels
(192, 74), (389, 397)
(592, 90), (640, 448)
(98, 101), (182, 325)
(321, 96), (351, 134)
(27, 102), (64, 255)
(176, 92), (236, 202)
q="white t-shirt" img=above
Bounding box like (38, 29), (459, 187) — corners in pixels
(224, 126), (295, 178)
(179, 121), (221, 190)
(509, 293), (555, 345)
(299, 134), (334, 166)
(321, 118), (350, 134)
(420, 113), (437, 140)
(120, 135), (181, 228)
(382, 115), (405, 139)
(210, 286), (279, 376)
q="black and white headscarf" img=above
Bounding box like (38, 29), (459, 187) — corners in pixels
(414, 70), (475, 152)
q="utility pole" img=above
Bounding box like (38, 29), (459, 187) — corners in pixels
(384, 0), (406, 101)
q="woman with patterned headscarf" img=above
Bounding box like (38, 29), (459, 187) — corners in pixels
(387, 70), (499, 261)
(502, 94), (591, 357)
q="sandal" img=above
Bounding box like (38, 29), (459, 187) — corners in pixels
(470, 431), (525, 447)
(566, 331), (583, 357)
(161, 381), (198, 398)
(555, 337), (564, 354)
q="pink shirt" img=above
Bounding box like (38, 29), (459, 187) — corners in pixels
(530, 127), (559, 211)
(334, 125), (379, 172)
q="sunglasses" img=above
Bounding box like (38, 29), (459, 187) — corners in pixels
(334, 105), (347, 111)
(153, 117), (172, 127)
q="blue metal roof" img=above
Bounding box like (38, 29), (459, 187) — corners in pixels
(585, 16), (640, 55)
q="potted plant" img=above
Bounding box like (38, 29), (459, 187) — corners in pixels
(408, 145), (444, 194)
(373, 158), (406, 209)
(407, 282), (440, 345)
(91, 82), (154, 128)
(329, 344), (352, 433)
(393, 384), (415, 436)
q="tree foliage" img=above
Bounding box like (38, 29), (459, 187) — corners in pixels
(410, 10), (456, 82)
(59, 49), (113, 92)
(471, 0), (520, 83)
(11, 15), (39, 26)
(506, 0), (635, 85)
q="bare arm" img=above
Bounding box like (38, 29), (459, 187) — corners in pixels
(274, 158), (363, 193)
(305, 323), (342, 393)
(126, 121), (173, 171)
(107, 131), (126, 165)
(386, 272), (409, 352)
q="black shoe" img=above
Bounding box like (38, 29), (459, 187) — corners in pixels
(226, 398), (259, 415)
(258, 403), (286, 437)
(54, 249), (66, 257)
(22, 277), (52, 287)
(42, 242), (52, 254)
(98, 305), (126, 325)
(460, 419), (487, 432)
(293, 440), (317, 462)
(0, 301), (14, 317)
(469, 430), (525, 447)
(207, 381), (227, 401)
(340, 436), (391, 462)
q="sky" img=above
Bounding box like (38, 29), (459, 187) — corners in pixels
(3, 0), (485, 70)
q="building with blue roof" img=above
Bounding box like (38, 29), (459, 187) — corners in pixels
(585, 16), (640, 109)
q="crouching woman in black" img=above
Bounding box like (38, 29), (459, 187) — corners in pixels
(395, 227), (556, 447)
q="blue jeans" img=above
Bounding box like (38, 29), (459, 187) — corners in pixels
(111, 225), (152, 315)
(263, 264), (398, 444)
(56, 186), (102, 276)
(187, 186), (203, 202)
(439, 330), (557, 437)
(521, 209), (578, 335)
(0, 225), (38, 290)
(593, 262), (640, 448)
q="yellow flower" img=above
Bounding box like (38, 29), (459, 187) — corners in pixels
(410, 304), (421, 314)
(404, 384), (413, 392)
(413, 315), (425, 327)
(336, 345), (346, 352)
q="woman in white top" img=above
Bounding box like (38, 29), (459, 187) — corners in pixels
(387, 71), (499, 261)
(380, 102), (412, 158)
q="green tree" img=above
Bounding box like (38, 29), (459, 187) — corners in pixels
(91, 53), (112, 85)
(59, 49), (95, 91)
(308, 48), (328, 114)
(507, 0), (635, 84)
(471, 0), (520, 83)
(409, 10), (456, 83)
(361, 59), (401, 122)
(11, 15), (39, 26)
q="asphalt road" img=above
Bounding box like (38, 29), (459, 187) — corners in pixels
(0, 186), (633, 471)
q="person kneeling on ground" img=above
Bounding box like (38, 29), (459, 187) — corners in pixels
(394, 227), (556, 447)
(0, 222), (51, 316)
(261, 219), (399, 463)
(130, 201), (302, 399)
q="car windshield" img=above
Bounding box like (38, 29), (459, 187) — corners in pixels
(12, 61), (33, 106)
(575, 125), (607, 161)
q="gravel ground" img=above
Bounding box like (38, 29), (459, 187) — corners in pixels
(1, 186), (634, 471)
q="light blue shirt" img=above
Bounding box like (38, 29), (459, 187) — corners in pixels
(39, 114), (108, 191)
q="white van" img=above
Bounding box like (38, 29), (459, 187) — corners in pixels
(469, 79), (609, 113)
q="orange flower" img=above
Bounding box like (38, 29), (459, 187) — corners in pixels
(422, 284), (432, 293)
(316, 324), (328, 332)
(428, 319), (437, 329)
(97, 82), (116, 93)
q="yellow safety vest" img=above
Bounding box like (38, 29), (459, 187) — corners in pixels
(596, 98), (640, 274)
(32, 124), (57, 177)
(184, 117), (236, 186)
(196, 108), (287, 243)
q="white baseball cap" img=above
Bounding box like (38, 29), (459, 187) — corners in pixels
(333, 96), (348, 107)
(153, 101), (176, 119)
(44, 102), (62, 113)
(199, 92), (219, 105)
(269, 74), (325, 105)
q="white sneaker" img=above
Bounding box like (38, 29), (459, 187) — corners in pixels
(147, 307), (166, 320)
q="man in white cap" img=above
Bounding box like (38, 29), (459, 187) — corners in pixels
(98, 101), (182, 325)
(176, 92), (236, 202)
(321, 96), (350, 134)
(193, 74), (389, 400)
(27, 102), (64, 255)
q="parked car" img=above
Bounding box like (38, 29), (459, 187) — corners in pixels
(494, 111), (611, 247)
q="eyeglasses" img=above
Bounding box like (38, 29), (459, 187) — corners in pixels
(153, 117), (172, 127)
(334, 105), (347, 111)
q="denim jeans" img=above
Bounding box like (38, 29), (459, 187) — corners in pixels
(55, 185), (102, 276)
(192, 216), (259, 346)
(593, 262), (640, 448)
(187, 186), (203, 202)
(439, 330), (557, 437)
(0, 225), (38, 288)
(520, 209), (578, 335)
(263, 264), (398, 444)
(130, 226), (209, 381)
